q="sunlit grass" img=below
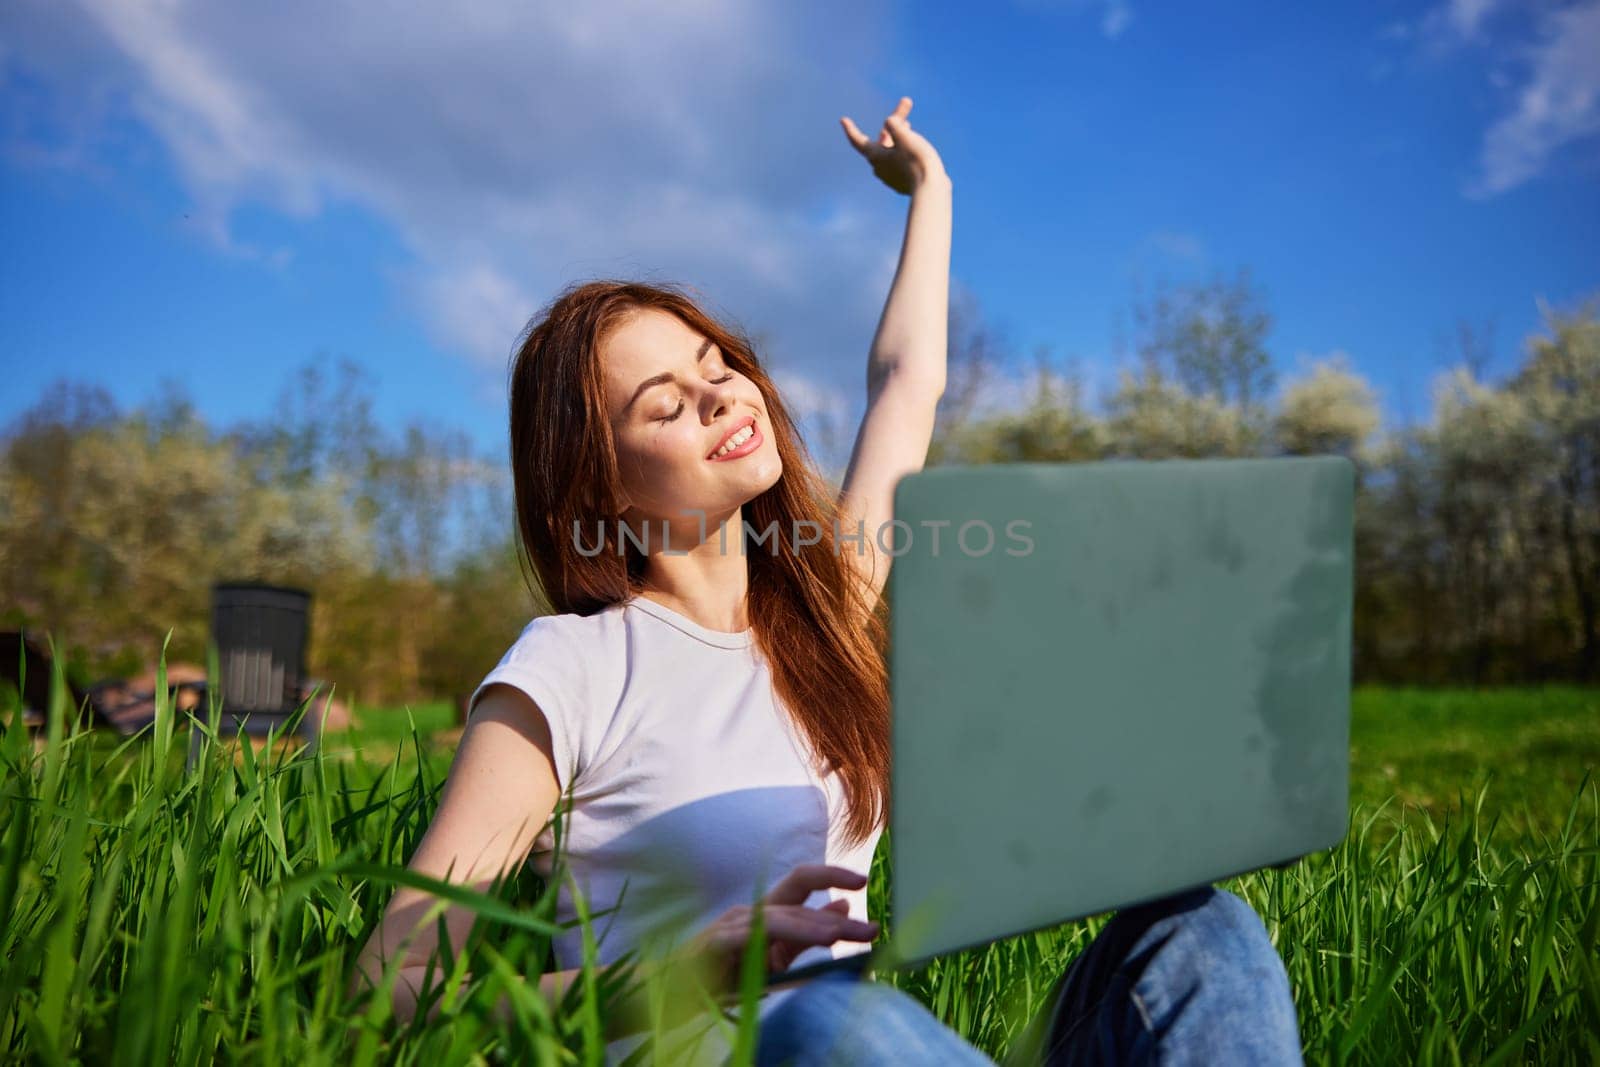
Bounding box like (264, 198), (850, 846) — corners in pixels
(1348, 686), (1600, 845)
(3, 645), (1596, 1064)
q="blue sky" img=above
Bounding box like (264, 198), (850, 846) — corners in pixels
(2, 0), (1597, 482)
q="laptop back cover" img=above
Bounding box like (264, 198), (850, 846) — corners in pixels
(884, 456), (1353, 966)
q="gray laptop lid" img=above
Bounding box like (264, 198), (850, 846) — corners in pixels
(883, 456), (1353, 967)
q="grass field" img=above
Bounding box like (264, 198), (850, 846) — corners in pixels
(2, 664), (1596, 1064)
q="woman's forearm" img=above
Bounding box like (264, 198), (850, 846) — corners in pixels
(866, 172), (953, 397)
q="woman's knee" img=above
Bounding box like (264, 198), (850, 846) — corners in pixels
(1105, 886), (1289, 990)
(757, 974), (990, 1065)
(1124, 888), (1302, 1060)
(1118, 886), (1269, 945)
(1127, 888), (1294, 1005)
(761, 973), (865, 1034)
(757, 976), (888, 1059)
(1173, 887), (1281, 964)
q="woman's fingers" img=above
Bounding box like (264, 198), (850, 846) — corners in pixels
(882, 97), (913, 144)
(764, 903), (878, 947)
(844, 99), (915, 156)
(698, 896), (877, 983)
(840, 116), (876, 155)
(887, 113), (931, 150)
(844, 119), (890, 158)
(766, 863), (869, 905)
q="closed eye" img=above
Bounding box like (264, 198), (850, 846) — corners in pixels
(656, 374), (735, 422)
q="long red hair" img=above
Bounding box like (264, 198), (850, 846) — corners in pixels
(507, 280), (890, 850)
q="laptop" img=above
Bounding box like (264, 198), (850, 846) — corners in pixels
(764, 456), (1354, 988)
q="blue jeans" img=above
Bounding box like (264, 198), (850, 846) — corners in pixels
(738, 887), (1303, 1066)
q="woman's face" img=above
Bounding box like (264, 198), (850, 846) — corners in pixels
(600, 307), (782, 533)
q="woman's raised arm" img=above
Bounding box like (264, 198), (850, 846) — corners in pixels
(836, 96), (953, 607)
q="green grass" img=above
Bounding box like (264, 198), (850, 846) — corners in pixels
(1349, 686), (1600, 846)
(322, 701), (461, 768)
(3, 651), (1597, 1065)
(345, 701), (460, 745)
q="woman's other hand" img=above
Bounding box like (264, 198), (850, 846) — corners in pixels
(841, 96), (949, 195)
(679, 864), (879, 997)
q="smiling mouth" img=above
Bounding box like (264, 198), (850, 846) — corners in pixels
(708, 416), (759, 460)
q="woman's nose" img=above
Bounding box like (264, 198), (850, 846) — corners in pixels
(703, 379), (737, 421)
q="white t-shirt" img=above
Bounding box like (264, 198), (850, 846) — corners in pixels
(467, 594), (883, 1064)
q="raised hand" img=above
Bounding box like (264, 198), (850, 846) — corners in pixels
(841, 96), (949, 195)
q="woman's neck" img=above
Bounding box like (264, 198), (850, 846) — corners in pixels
(634, 507), (751, 632)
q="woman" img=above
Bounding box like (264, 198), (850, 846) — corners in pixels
(351, 98), (1305, 1065)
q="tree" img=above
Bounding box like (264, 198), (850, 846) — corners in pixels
(1509, 297), (1600, 680)
(1428, 367), (1538, 683)
(946, 346), (1106, 463)
(1132, 268), (1276, 419)
(1103, 368), (1254, 459)
(1274, 355), (1381, 461)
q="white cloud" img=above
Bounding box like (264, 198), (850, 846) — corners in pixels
(1119, 229), (1207, 288)
(1140, 229), (1206, 265)
(1401, 0), (1509, 56)
(771, 368), (851, 424)
(1101, 2), (1133, 40)
(1438, 0), (1503, 42)
(1010, 0), (1134, 41)
(0, 0), (916, 460)
(409, 261), (535, 372)
(1377, 0), (1600, 196)
(1470, 0), (1600, 196)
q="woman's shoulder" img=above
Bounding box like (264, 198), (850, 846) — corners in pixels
(477, 603), (630, 719)
(506, 602), (628, 661)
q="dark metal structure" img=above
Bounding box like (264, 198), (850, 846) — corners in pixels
(186, 582), (317, 767)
